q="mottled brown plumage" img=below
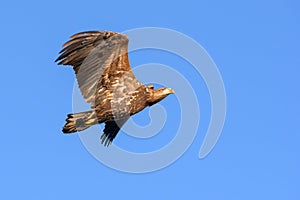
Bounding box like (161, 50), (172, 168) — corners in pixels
(56, 31), (174, 146)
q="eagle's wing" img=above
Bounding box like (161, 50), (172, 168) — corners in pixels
(100, 117), (129, 146)
(55, 31), (141, 107)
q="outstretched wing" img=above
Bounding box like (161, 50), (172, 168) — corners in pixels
(55, 31), (141, 107)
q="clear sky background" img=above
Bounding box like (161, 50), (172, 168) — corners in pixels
(0, 0), (299, 199)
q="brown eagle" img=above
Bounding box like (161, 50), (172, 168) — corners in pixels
(55, 31), (174, 146)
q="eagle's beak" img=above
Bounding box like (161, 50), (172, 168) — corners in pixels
(168, 88), (175, 94)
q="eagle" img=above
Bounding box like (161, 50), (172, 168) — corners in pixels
(55, 31), (174, 146)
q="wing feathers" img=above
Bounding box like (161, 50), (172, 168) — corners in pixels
(70, 30), (102, 39)
(56, 30), (140, 111)
(55, 34), (101, 65)
(101, 118), (128, 146)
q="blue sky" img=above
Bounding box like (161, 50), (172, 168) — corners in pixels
(0, 0), (299, 199)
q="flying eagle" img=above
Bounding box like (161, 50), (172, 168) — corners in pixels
(55, 31), (174, 146)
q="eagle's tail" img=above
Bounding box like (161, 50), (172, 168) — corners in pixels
(62, 111), (97, 133)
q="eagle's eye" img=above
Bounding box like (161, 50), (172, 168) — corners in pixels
(147, 84), (154, 89)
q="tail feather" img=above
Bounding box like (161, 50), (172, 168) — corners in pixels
(63, 111), (97, 133)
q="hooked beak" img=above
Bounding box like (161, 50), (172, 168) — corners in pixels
(168, 88), (175, 94)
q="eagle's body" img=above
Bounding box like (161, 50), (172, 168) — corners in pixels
(56, 31), (174, 146)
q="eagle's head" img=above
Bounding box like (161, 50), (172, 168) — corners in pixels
(147, 87), (175, 106)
